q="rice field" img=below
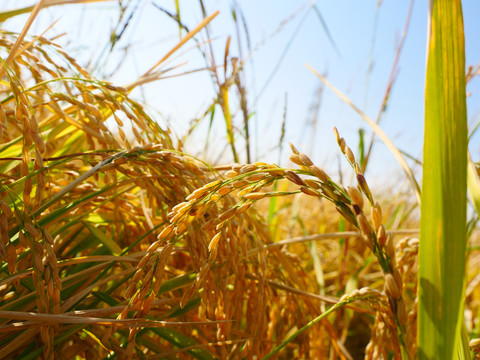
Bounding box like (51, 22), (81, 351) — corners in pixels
(0, 1), (479, 359)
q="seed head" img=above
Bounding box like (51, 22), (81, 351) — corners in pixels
(354, 163), (362, 174)
(137, 255), (151, 269)
(247, 173), (267, 181)
(231, 164), (242, 173)
(219, 207), (237, 221)
(175, 222), (187, 235)
(239, 164), (257, 174)
(243, 192), (267, 200)
(371, 202), (382, 231)
(132, 269), (143, 283)
(285, 171), (305, 186)
(377, 225), (387, 247)
(236, 202), (252, 214)
(345, 146), (355, 164)
(356, 173), (373, 204)
(169, 211), (186, 224)
(289, 142), (300, 155)
(299, 153), (314, 167)
(147, 241), (161, 253)
(289, 154), (304, 166)
(300, 186), (319, 197)
(385, 273), (401, 299)
(171, 202), (188, 213)
(216, 221), (227, 231)
(266, 168), (286, 177)
(333, 127), (340, 142)
(347, 186), (363, 209)
(309, 165), (329, 183)
(238, 187), (254, 197)
(186, 187), (209, 201)
(336, 205), (356, 225)
(208, 232), (222, 252)
(24, 222), (40, 238)
(408, 238), (419, 247)
(0, 200), (12, 217)
(396, 297), (408, 327)
(204, 180), (221, 188)
(356, 213), (373, 236)
(393, 268), (403, 294)
(232, 180), (249, 188)
(303, 179), (321, 189)
(218, 186), (233, 195)
(225, 170), (238, 178)
(201, 219), (217, 231)
(358, 287), (373, 297)
(386, 235), (395, 260)
(125, 283), (137, 300)
(469, 338), (480, 348)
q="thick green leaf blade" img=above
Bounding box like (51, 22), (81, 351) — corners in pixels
(84, 222), (122, 255)
(419, 0), (468, 359)
(149, 327), (218, 360)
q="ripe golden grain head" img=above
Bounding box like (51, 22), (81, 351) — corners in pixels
(385, 273), (401, 300)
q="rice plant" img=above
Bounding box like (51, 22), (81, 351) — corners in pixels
(0, 1), (479, 360)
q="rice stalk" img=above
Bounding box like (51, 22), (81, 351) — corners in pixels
(2, 3), (478, 359)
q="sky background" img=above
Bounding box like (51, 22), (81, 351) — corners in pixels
(3, 0), (480, 193)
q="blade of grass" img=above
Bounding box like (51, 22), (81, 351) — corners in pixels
(362, 0), (415, 173)
(0, 311), (221, 327)
(143, 10), (219, 76)
(312, 5), (341, 58)
(220, 84), (239, 163)
(15, 325), (84, 360)
(149, 327), (218, 360)
(358, 128), (365, 169)
(418, 0), (469, 359)
(175, 0), (182, 38)
(83, 221), (122, 255)
(261, 290), (376, 359)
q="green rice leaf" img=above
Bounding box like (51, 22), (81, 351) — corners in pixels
(158, 272), (196, 294)
(91, 291), (120, 307)
(419, 0), (469, 359)
(262, 291), (366, 359)
(150, 327), (218, 360)
(84, 221), (122, 255)
(165, 297), (201, 319)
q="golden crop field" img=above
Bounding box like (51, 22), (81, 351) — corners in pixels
(0, 1), (479, 359)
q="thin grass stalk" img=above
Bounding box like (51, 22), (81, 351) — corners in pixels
(220, 85), (239, 163)
(261, 288), (385, 360)
(419, 0), (469, 358)
(362, 0), (414, 173)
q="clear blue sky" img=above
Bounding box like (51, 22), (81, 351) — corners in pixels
(3, 1), (480, 186)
